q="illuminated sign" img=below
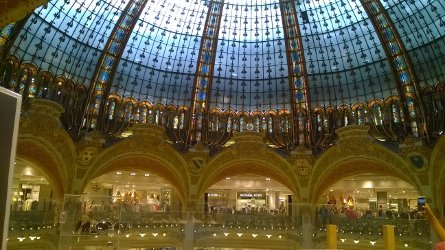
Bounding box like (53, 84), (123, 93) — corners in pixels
(208, 193), (223, 197)
(237, 192), (266, 199)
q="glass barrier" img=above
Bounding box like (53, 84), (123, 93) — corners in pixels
(7, 194), (434, 249)
(313, 204), (432, 249)
(59, 195), (184, 250)
(7, 201), (59, 249)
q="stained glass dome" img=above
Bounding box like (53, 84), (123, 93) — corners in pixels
(1, 0), (444, 151)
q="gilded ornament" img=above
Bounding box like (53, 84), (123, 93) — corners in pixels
(295, 160), (311, 176)
(77, 146), (98, 166)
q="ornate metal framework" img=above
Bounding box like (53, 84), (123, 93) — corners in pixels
(84, 0), (148, 135)
(167, 0), (226, 150)
(360, 0), (427, 139)
(1, 0), (443, 152)
(278, 0), (312, 151)
(0, 23), (16, 55)
(0, 17), (28, 85)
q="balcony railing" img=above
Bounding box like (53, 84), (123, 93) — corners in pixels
(6, 196), (435, 249)
(2, 58), (443, 149)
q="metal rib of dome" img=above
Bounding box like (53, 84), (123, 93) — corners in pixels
(1, 0), (444, 151)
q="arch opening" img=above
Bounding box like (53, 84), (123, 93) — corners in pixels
(58, 170), (184, 249)
(11, 158), (58, 212)
(195, 172), (302, 249)
(87, 155), (187, 203)
(313, 173), (428, 250)
(317, 174), (421, 219)
(204, 174), (293, 216)
(7, 158), (59, 249)
(84, 170), (182, 217)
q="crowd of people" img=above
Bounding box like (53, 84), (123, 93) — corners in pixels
(317, 203), (429, 227)
(317, 202), (445, 249)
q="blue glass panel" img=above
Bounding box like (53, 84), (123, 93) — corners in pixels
(385, 0), (445, 86)
(211, 1), (289, 112)
(111, 0), (207, 106)
(297, 0), (398, 106)
(10, 0), (125, 85)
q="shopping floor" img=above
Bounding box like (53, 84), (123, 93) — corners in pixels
(7, 160), (435, 249)
(5, 97), (445, 250)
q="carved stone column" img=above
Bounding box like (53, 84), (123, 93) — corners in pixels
(182, 201), (198, 250)
(300, 204), (314, 249)
(19, 99), (69, 196)
(290, 145), (314, 224)
(22, 98), (65, 128)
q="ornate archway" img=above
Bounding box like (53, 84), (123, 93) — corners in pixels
(83, 124), (189, 204)
(310, 126), (421, 204)
(199, 132), (300, 201)
(16, 139), (66, 200)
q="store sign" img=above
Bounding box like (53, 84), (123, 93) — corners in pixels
(208, 193), (223, 197)
(237, 192), (266, 199)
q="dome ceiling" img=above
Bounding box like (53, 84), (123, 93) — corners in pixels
(6, 0), (445, 112)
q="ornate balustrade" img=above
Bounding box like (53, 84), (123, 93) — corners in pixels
(2, 57), (444, 150)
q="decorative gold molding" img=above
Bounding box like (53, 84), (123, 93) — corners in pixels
(76, 131), (104, 169)
(310, 125), (422, 204)
(335, 124), (372, 151)
(0, 0), (48, 28)
(13, 99), (444, 217)
(185, 143), (210, 176)
(290, 145), (315, 177)
(430, 136), (445, 208)
(311, 158), (417, 204)
(83, 124), (189, 203)
(18, 99), (76, 193)
(198, 132), (301, 200)
(16, 140), (65, 200)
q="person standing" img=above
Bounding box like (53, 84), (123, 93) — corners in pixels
(319, 205), (328, 227)
(378, 205), (383, 218)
